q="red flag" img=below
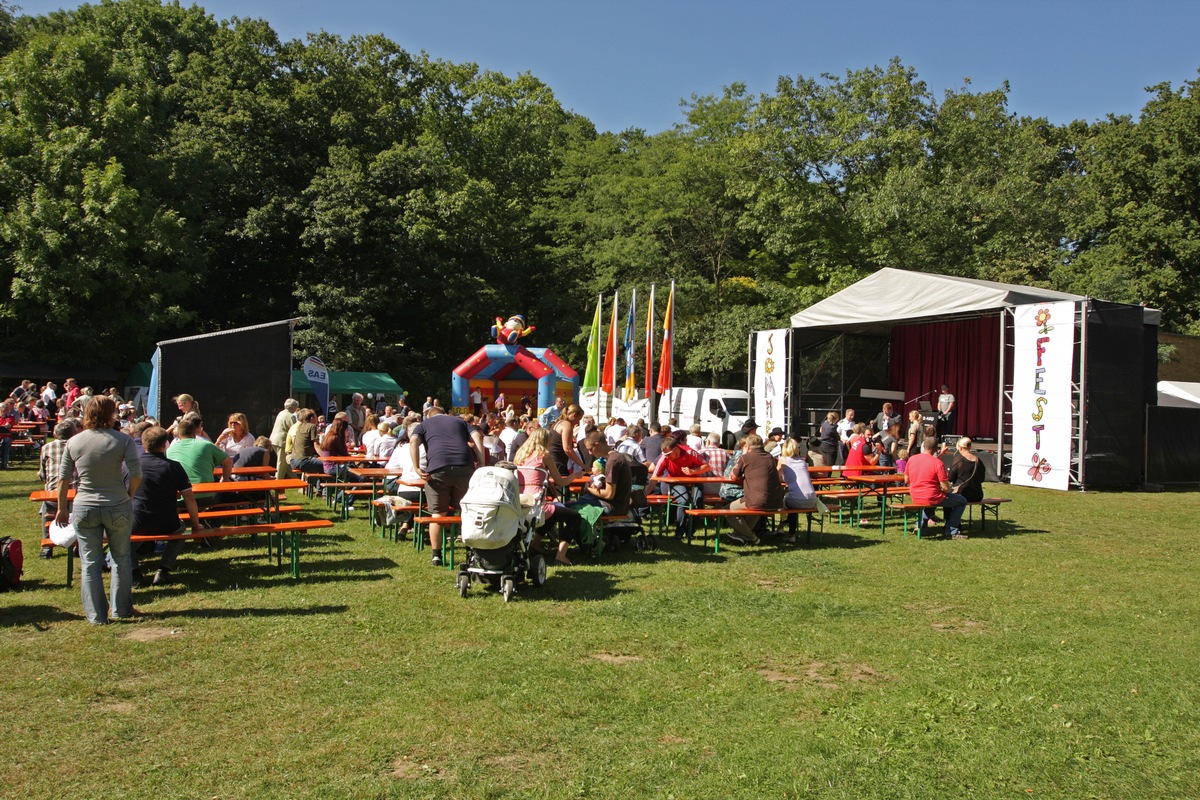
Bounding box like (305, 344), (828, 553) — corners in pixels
(656, 282), (674, 396)
(601, 291), (619, 394)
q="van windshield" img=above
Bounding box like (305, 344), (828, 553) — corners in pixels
(722, 398), (749, 415)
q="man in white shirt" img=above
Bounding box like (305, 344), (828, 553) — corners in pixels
(836, 409), (856, 464)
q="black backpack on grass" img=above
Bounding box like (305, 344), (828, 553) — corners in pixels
(0, 536), (23, 591)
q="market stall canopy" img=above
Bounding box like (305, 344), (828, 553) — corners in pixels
(291, 370), (403, 396)
(789, 268), (1161, 334)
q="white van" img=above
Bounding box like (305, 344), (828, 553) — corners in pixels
(657, 387), (750, 447)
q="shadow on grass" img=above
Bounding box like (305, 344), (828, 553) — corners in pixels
(132, 555), (400, 593)
(141, 603), (350, 620)
(0, 603), (80, 627)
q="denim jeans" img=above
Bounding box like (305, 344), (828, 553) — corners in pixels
(923, 492), (968, 535)
(0, 437), (10, 469)
(73, 502), (134, 623)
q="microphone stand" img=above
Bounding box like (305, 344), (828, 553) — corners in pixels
(905, 388), (936, 408)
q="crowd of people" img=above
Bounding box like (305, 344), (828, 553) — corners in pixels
(16, 374), (983, 622)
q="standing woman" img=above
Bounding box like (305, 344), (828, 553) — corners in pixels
(548, 404), (586, 476)
(818, 411), (840, 468)
(56, 395), (142, 624)
(906, 410), (924, 457)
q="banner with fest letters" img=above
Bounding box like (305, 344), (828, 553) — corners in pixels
(753, 329), (789, 435)
(1010, 301), (1076, 490)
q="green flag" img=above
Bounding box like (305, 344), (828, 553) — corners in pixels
(582, 294), (602, 392)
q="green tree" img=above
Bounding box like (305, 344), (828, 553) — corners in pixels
(1057, 76), (1200, 332)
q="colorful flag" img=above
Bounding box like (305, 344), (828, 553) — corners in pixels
(656, 281), (675, 396)
(644, 284), (655, 400)
(582, 294), (602, 392)
(601, 291), (619, 394)
(622, 288), (637, 401)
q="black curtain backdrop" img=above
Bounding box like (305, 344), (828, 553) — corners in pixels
(160, 323), (293, 439)
(889, 316), (1001, 441)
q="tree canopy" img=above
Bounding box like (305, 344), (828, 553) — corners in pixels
(2, 0), (1198, 393)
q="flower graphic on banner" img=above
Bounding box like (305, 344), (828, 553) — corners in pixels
(1028, 454), (1051, 482)
(1035, 308), (1054, 333)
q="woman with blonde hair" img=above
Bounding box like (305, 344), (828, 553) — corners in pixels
(777, 437), (818, 543)
(514, 427), (581, 566)
(214, 412), (254, 460)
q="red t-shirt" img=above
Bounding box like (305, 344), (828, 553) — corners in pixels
(843, 437), (867, 477)
(904, 453), (948, 505)
(651, 445), (709, 478)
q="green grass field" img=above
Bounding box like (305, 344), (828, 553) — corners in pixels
(3, 455), (1199, 800)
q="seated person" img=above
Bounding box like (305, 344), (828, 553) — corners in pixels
(381, 422), (426, 537)
(727, 433), (783, 545)
(368, 422), (398, 459)
(166, 415), (231, 508)
(904, 437), (968, 539)
(947, 437), (984, 502)
(575, 432), (633, 516)
(513, 428), (580, 566)
(777, 436), (817, 544)
(842, 423), (878, 478)
(650, 435), (711, 535)
(133, 426), (202, 586)
(287, 408), (323, 475)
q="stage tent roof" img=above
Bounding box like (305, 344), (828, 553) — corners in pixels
(789, 268), (1160, 334)
(1157, 381), (1200, 408)
(291, 371), (403, 396)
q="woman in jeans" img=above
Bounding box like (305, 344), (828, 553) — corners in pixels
(56, 395), (142, 624)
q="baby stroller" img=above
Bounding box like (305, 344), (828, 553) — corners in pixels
(455, 464), (547, 602)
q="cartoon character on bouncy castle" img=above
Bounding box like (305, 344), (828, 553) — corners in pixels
(491, 314), (536, 346)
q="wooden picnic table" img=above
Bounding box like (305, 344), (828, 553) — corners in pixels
(808, 464), (895, 475)
(349, 467), (408, 531)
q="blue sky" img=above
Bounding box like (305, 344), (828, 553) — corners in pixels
(15, 0), (1200, 133)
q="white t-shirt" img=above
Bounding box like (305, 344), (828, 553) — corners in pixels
(361, 429), (382, 453)
(836, 418), (854, 443)
(368, 433), (397, 459)
(938, 392), (955, 414)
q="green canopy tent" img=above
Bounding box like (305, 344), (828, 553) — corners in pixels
(291, 370), (403, 397)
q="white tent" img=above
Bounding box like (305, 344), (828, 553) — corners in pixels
(1157, 380), (1200, 408)
(789, 267), (1160, 332)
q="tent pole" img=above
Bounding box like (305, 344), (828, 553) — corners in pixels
(997, 310), (1007, 481)
(1077, 300), (1089, 490)
(746, 331), (753, 414)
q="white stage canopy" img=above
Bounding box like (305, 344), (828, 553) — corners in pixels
(789, 268), (1161, 333)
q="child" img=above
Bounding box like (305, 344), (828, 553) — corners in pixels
(894, 447), (909, 476)
(590, 457), (607, 490)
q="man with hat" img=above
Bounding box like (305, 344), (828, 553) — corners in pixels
(735, 418), (759, 450)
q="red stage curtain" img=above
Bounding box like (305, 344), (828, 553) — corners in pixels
(889, 316), (1001, 440)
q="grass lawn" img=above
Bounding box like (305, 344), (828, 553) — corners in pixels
(3, 455), (1199, 799)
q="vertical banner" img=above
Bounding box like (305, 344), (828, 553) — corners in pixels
(623, 288), (637, 402)
(753, 329), (788, 434)
(1010, 302), (1076, 490)
(303, 356), (330, 421)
